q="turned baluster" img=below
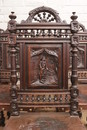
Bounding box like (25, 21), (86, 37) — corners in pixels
(8, 12), (19, 116)
(70, 12), (79, 116)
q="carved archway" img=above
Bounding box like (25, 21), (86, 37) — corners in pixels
(22, 6), (62, 23)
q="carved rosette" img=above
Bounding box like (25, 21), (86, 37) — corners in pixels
(8, 12), (19, 116)
(70, 12), (79, 116)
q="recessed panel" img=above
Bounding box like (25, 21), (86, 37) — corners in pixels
(24, 45), (62, 89)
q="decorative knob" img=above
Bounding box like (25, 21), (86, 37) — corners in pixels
(71, 12), (78, 21)
(48, 95), (51, 102)
(31, 95), (34, 102)
(37, 95), (40, 102)
(26, 95), (29, 102)
(54, 95), (58, 102)
(43, 95), (46, 102)
(9, 12), (16, 20)
(20, 95), (23, 102)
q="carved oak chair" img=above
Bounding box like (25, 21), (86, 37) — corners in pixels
(4, 6), (87, 130)
(8, 6), (79, 116)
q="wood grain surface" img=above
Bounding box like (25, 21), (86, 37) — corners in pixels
(4, 112), (86, 130)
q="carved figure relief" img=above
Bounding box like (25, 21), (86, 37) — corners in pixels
(39, 55), (48, 84)
(30, 48), (58, 86)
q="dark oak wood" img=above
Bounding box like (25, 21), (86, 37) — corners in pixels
(0, 6), (87, 115)
(4, 112), (86, 130)
(7, 7), (80, 116)
(8, 12), (19, 116)
(70, 12), (79, 116)
(1, 19), (87, 84)
(0, 84), (87, 110)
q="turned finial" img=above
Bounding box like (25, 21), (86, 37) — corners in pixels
(9, 12), (16, 20)
(71, 12), (78, 21)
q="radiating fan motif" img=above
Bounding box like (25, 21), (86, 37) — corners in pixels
(33, 12), (56, 23)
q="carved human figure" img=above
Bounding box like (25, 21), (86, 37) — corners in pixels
(31, 48), (58, 86)
(39, 55), (58, 85)
(39, 56), (48, 83)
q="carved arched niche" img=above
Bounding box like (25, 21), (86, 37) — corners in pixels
(22, 6), (62, 23)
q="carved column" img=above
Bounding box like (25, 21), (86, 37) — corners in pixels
(8, 12), (19, 116)
(70, 12), (79, 116)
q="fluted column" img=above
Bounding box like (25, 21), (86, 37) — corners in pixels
(70, 12), (79, 116)
(8, 12), (19, 116)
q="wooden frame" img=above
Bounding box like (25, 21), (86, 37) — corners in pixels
(7, 7), (80, 116)
(0, 7), (87, 113)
